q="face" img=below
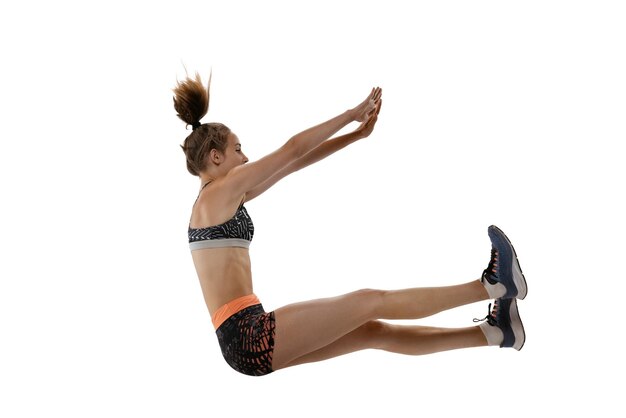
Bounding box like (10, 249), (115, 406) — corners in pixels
(221, 132), (249, 170)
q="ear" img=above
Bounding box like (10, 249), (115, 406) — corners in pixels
(209, 148), (222, 165)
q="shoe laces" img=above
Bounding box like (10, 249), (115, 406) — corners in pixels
(473, 299), (499, 326)
(482, 248), (499, 282)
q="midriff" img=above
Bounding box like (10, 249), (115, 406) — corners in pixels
(191, 246), (254, 316)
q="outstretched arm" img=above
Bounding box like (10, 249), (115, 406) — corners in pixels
(286, 87), (382, 156)
(225, 88), (382, 203)
(246, 96), (382, 201)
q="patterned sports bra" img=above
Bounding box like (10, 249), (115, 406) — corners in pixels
(188, 204), (254, 251)
(188, 181), (254, 251)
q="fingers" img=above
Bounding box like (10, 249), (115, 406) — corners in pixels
(357, 90), (382, 138)
(353, 87), (382, 125)
(372, 87), (382, 102)
(365, 88), (382, 115)
(364, 103), (380, 128)
(367, 87), (382, 103)
(366, 97), (383, 118)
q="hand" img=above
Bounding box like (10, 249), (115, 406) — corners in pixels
(354, 97), (382, 139)
(350, 87), (382, 122)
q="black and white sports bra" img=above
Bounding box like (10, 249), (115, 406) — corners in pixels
(188, 204), (254, 251)
(188, 182), (254, 251)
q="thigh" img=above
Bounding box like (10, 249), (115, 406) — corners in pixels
(272, 288), (384, 370)
(276, 320), (387, 370)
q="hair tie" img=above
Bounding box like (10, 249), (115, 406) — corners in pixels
(191, 121), (202, 130)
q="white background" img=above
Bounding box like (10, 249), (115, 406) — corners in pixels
(1, 1), (624, 416)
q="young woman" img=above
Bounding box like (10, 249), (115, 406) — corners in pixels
(173, 73), (527, 377)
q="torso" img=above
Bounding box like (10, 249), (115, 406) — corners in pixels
(191, 247), (253, 314)
(189, 182), (254, 315)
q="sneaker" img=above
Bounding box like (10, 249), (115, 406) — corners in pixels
(475, 298), (526, 351)
(482, 225), (528, 299)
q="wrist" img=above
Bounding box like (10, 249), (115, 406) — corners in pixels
(348, 130), (364, 141)
(345, 108), (357, 123)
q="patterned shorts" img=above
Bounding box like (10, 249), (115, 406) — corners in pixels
(215, 304), (275, 376)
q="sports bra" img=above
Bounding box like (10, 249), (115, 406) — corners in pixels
(188, 204), (254, 251)
(188, 181), (254, 251)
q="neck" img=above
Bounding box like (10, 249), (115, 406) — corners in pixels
(199, 174), (214, 189)
(199, 166), (227, 188)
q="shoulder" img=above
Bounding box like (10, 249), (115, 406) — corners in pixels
(191, 181), (245, 228)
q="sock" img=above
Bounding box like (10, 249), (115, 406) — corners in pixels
(479, 321), (504, 346)
(483, 280), (506, 299)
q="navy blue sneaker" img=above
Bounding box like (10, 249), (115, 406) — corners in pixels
(482, 225), (528, 300)
(475, 298), (526, 351)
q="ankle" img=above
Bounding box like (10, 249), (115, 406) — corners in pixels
(479, 322), (503, 346)
(483, 280), (506, 299)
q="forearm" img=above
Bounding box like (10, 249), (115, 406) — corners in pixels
(288, 130), (362, 173)
(287, 110), (355, 158)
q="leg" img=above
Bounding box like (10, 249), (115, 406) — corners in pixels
(280, 320), (487, 369)
(272, 279), (489, 370)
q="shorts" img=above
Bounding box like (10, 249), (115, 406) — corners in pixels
(214, 294), (275, 377)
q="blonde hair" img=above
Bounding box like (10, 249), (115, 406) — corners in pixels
(173, 72), (230, 176)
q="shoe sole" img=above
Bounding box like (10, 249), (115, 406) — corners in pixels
(489, 225), (528, 300)
(507, 298), (526, 351)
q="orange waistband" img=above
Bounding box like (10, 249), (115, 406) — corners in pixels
(211, 294), (260, 330)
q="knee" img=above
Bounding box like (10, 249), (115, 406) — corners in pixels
(351, 288), (385, 302)
(350, 288), (386, 318)
(361, 320), (390, 350)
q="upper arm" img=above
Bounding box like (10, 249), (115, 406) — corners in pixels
(244, 162), (297, 202)
(225, 141), (299, 201)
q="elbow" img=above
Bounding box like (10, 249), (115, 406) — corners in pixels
(285, 137), (306, 160)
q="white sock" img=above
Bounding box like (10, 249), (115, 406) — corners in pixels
(483, 280), (506, 299)
(479, 322), (503, 346)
